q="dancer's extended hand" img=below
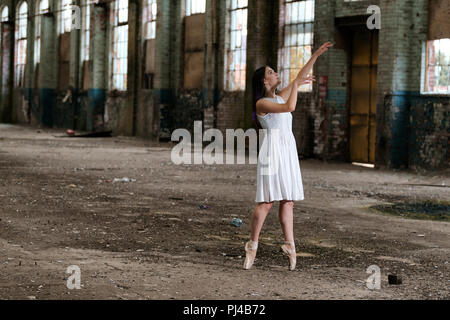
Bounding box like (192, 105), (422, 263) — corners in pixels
(313, 41), (334, 57)
(296, 75), (315, 86)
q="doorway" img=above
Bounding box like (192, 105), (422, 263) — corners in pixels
(349, 30), (378, 164)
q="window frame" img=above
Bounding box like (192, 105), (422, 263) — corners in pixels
(58, 0), (73, 34)
(278, 0), (315, 92)
(422, 38), (450, 95)
(186, 0), (206, 16)
(80, 0), (92, 63)
(15, 1), (28, 87)
(1, 5), (9, 22)
(224, 0), (248, 92)
(34, 0), (49, 67)
(110, 0), (129, 91)
(143, 0), (157, 40)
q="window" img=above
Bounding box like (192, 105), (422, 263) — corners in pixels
(59, 0), (72, 34)
(111, 0), (128, 91)
(143, 0), (157, 40)
(81, 0), (92, 62)
(34, 0), (49, 66)
(15, 1), (28, 87)
(225, 0), (248, 91)
(1, 5), (8, 22)
(279, 0), (315, 92)
(424, 38), (450, 93)
(186, 0), (206, 16)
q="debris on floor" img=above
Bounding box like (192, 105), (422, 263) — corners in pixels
(113, 177), (136, 183)
(231, 218), (243, 227)
(388, 274), (403, 285)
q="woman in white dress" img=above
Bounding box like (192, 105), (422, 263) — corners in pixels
(244, 42), (333, 271)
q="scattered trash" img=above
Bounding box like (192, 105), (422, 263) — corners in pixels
(388, 274), (403, 285)
(231, 218), (243, 227)
(198, 204), (210, 210)
(169, 197), (183, 201)
(59, 130), (113, 138)
(113, 177), (136, 183)
(68, 184), (77, 188)
(222, 253), (241, 257)
(417, 234), (425, 237)
(136, 249), (144, 252)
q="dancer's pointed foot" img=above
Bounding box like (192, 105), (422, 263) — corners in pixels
(243, 240), (258, 270)
(281, 241), (296, 271)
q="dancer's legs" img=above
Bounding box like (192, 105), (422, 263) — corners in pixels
(250, 202), (273, 242)
(278, 200), (294, 243)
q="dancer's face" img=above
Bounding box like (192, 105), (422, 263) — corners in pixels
(264, 66), (281, 90)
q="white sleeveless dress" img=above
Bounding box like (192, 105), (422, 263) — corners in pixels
(255, 95), (305, 203)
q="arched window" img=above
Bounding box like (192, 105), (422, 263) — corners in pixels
(35, 0), (49, 66)
(59, 0), (72, 34)
(111, 0), (128, 91)
(1, 5), (8, 22)
(15, 1), (28, 87)
(143, 0), (157, 40)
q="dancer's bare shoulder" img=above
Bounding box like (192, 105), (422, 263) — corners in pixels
(256, 97), (292, 114)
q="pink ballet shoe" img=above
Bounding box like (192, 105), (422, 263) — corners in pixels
(243, 240), (258, 270)
(281, 241), (296, 271)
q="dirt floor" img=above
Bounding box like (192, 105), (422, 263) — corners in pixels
(0, 123), (449, 300)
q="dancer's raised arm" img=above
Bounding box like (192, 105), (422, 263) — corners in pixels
(278, 42), (333, 102)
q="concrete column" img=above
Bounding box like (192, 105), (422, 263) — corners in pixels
(0, 21), (13, 122)
(126, 0), (139, 136)
(377, 0), (428, 168)
(88, 3), (107, 132)
(39, 12), (57, 127)
(202, 0), (220, 126)
(245, 0), (280, 129)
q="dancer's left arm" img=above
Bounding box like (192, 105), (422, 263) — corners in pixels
(278, 42), (334, 102)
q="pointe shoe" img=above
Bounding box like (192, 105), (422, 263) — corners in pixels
(281, 241), (296, 271)
(243, 240), (258, 270)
